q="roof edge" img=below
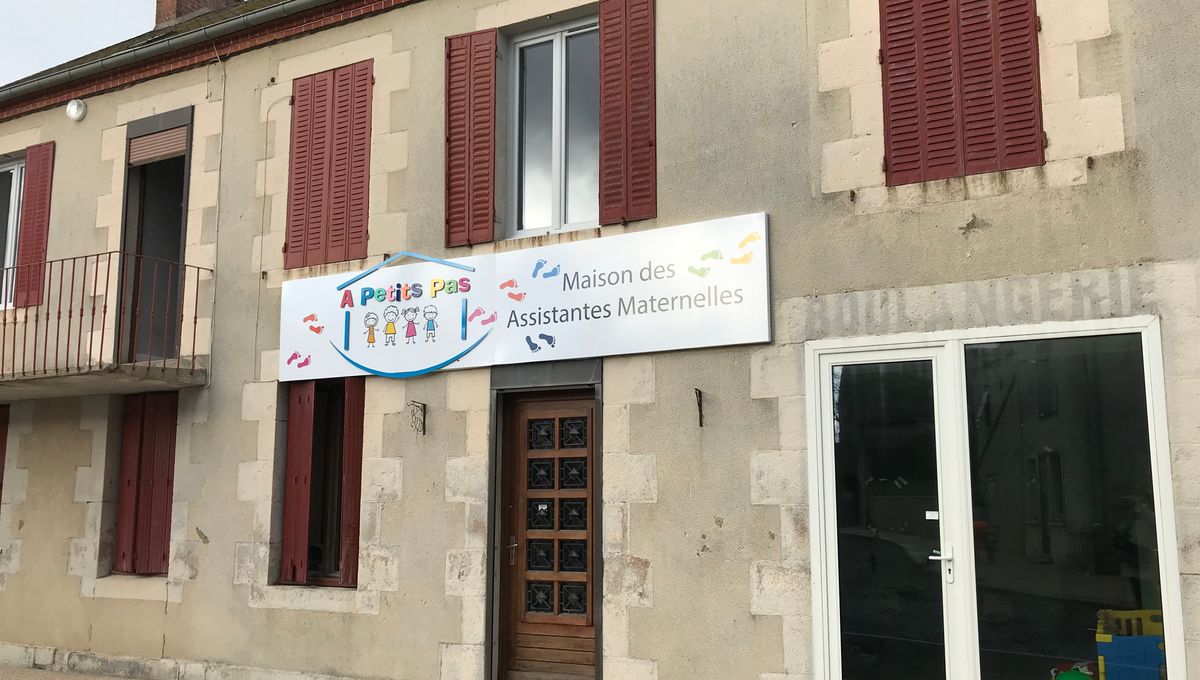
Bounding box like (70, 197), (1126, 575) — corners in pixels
(0, 0), (339, 107)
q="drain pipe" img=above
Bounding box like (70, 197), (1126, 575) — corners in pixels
(0, 0), (342, 106)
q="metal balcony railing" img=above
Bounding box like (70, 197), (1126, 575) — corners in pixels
(0, 251), (213, 384)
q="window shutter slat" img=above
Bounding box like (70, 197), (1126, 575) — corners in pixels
(115, 394), (146, 574)
(445, 30), (497, 247)
(993, 0), (1044, 170)
(14, 142), (54, 308)
(281, 381), (315, 584)
(347, 60), (373, 261)
(339, 376), (366, 587)
(599, 0), (657, 225)
(285, 76), (315, 269)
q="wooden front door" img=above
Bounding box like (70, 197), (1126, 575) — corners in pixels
(500, 394), (597, 679)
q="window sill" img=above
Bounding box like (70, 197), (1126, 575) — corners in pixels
(249, 583), (371, 613)
(91, 573), (170, 601)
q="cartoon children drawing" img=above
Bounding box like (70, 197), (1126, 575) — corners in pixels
(423, 305), (439, 342)
(383, 306), (400, 346)
(402, 307), (420, 345)
(363, 312), (379, 348)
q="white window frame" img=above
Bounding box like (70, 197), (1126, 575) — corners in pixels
(0, 160), (24, 308)
(805, 315), (1188, 680)
(506, 17), (600, 239)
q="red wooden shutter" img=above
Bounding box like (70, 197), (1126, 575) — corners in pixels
(0, 406), (10, 509)
(993, 0), (1043, 170)
(445, 29), (497, 247)
(326, 61), (373, 264)
(599, 0), (657, 225)
(339, 376), (365, 586)
(347, 61), (373, 261)
(285, 76), (315, 269)
(881, 0), (963, 185)
(286, 62), (373, 269)
(115, 394), (146, 574)
(133, 392), (177, 576)
(14, 142), (54, 308)
(281, 380), (315, 584)
(882, 0), (1043, 185)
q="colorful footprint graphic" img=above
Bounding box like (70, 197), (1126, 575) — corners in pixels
(525, 336), (541, 353)
(700, 250), (722, 261)
(508, 292), (527, 302)
(286, 351), (302, 365)
(531, 259), (547, 278)
(739, 233), (761, 250)
(480, 312), (498, 325)
(538, 333), (556, 348)
(309, 324), (325, 334)
(500, 279), (518, 290)
(688, 266), (710, 278)
(297, 355), (312, 368)
(541, 264), (561, 278)
(468, 307), (485, 322)
(731, 252), (753, 265)
(303, 313), (318, 323)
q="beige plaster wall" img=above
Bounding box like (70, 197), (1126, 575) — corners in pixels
(0, 0), (1198, 678)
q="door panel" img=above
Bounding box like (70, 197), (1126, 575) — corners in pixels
(501, 395), (597, 679)
(832, 359), (947, 679)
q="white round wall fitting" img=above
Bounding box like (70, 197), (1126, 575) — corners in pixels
(65, 99), (87, 122)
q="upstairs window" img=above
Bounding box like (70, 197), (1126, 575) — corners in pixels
(511, 20), (600, 234)
(881, 0), (1045, 186)
(445, 0), (656, 247)
(280, 377), (364, 587)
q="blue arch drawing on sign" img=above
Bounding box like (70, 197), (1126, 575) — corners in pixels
(334, 251), (486, 378)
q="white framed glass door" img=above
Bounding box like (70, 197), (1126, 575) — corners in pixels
(812, 344), (976, 680)
(808, 318), (1187, 680)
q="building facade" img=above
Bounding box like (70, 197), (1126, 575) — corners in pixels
(0, 0), (1194, 679)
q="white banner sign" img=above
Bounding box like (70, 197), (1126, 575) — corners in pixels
(279, 213), (770, 381)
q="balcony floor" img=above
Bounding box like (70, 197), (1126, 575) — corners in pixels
(0, 363), (207, 400)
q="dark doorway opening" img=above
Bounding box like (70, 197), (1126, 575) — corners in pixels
(122, 153), (187, 363)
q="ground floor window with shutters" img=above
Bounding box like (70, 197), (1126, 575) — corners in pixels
(115, 392), (179, 577)
(280, 377), (364, 587)
(508, 18), (600, 235)
(0, 159), (24, 307)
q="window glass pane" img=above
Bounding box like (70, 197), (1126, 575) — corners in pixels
(519, 40), (554, 230)
(833, 360), (946, 679)
(965, 335), (1167, 679)
(0, 169), (12, 273)
(309, 380), (346, 577)
(565, 29), (599, 226)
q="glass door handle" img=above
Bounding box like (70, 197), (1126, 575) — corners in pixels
(508, 537), (519, 566)
(929, 546), (954, 583)
(928, 546), (953, 562)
